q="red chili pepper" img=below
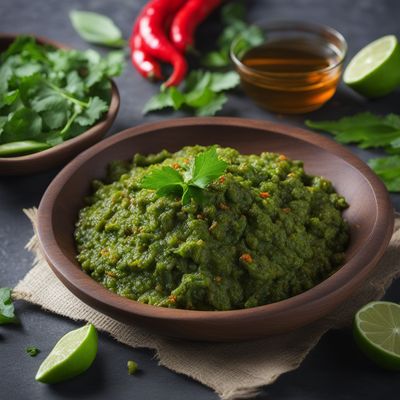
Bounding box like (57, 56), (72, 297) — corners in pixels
(170, 0), (222, 53)
(137, 0), (188, 87)
(129, 31), (163, 81)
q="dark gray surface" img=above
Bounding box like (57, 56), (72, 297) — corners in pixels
(1, 0), (400, 399)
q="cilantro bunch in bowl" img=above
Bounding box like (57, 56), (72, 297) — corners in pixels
(0, 36), (124, 157)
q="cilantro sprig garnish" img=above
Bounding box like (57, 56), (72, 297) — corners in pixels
(141, 146), (227, 205)
(0, 287), (18, 324)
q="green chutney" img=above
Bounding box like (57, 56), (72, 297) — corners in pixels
(75, 145), (349, 311)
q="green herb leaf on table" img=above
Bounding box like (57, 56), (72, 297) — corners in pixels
(195, 93), (227, 117)
(69, 10), (126, 48)
(306, 113), (400, 149)
(141, 147), (227, 205)
(143, 70), (238, 116)
(26, 347), (40, 357)
(202, 2), (264, 68)
(0, 287), (18, 324)
(306, 112), (400, 192)
(368, 156), (400, 192)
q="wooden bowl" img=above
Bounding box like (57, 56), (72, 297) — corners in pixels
(37, 118), (394, 341)
(0, 34), (120, 175)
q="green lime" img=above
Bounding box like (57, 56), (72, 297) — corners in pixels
(354, 301), (400, 370)
(344, 35), (400, 98)
(35, 324), (98, 383)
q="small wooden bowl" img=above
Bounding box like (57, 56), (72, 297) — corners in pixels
(0, 34), (120, 175)
(38, 118), (394, 341)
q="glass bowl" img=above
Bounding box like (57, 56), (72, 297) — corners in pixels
(231, 21), (347, 114)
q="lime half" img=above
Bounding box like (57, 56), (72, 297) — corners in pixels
(354, 301), (400, 370)
(35, 324), (98, 383)
(344, 35), (400, 97)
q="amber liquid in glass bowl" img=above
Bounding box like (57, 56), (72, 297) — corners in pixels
(232, 22), (347, 114)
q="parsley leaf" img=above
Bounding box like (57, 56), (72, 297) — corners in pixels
(202, 2), (264, 68)
(143, 87), (185, 114)
(306, 113), (400, 149)
(368, 156), (400, 192)
(190, 146), (228, 188)
(306, 112), (400, 192)
(143, 71), (238, 116)
(75, 97), (108, 127)
(306, 113), (396, 134)
(0, 287), (18, 324)
(141, 147), (227, 205)
(196, 93), (227, 116)
(141, 166), (184, 197)
(69, 11), (126, 48)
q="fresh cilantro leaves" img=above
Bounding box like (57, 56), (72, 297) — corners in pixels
(368, 156), (400, 192)
(306, 113), (400, 191)
(69, 11), (126, 48)
(202, 2), (264, 68)
(0, 36), (124, 156)
(143, 70), (239, 115)
(0, 287), (18, 324)
(141, 146), (227, 205)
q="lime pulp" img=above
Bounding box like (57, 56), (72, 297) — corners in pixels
(35, 324), (98, 383)
(354, 301), (400, 370)
(344, 35), (400, 97)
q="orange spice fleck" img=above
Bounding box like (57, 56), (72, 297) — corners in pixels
(219, 176), (225, 183)
(259, 192), (270, 199)
(240, 253), (253, 263)
(172, 162), (180, 170)
(168, 294), (177, 303)
(278, 154), (287, 161)
(214, 276), (222, 284)
(282, 207), (291, 213)
(183, 158), (190, 164)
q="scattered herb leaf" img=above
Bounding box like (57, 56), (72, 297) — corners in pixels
(143, 70), (238, 116)
(0, 287), (18, 324)
(306, 112), (400, 192)
(202, 2), (264, 68)
(141, 146), (227, 204)
(26, 346), (40, 357)
(368, 156), (400, 192)
(69, 11), (126, 48)
(127, 360), (138, 375)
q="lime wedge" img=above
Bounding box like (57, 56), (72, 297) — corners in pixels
(35, 324), (98, 383)
(354, 301), (400, 370)
(344, 35), (400, 97)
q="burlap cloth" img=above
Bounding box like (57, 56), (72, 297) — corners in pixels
(13, 209), (400, 399)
